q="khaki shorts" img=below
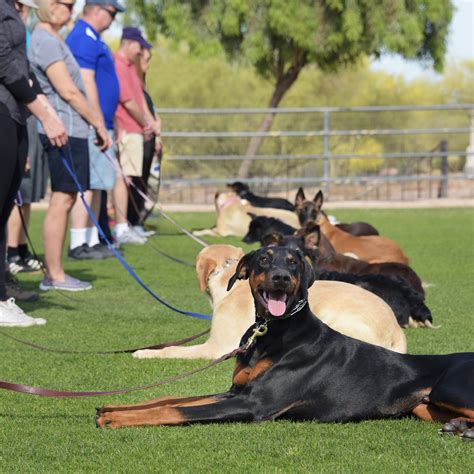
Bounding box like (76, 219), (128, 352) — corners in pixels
(117, 132), (144, 177)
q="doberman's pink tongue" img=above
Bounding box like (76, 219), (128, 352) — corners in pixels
(267, 294), (287, 317)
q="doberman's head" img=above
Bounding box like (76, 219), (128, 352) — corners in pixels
(227, 246), (315, 320)
(295, 188), (324, 226)
(227, 181), (250, 196)
(262, 222), (321, 263)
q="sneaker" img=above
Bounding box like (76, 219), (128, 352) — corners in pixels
(39, 274), (92, 292)
(90, 242), (118, 259)
(68, 243), (104, 260)
(132, 225), (156, 238)
(116, 229), (147, 245)
(8, 254), (40, 274)
(0, 298), (46, 327)
(22, 254), (43, 272)
(5, 272), (40, 302)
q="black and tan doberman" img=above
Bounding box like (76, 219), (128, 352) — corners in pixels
(96, 247), (474, 438)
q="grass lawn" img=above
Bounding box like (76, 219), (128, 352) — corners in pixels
(0, 207), (473, 472)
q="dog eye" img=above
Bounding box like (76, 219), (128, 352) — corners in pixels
(287, 258), (297, 267)
(259, 256), (269, 265)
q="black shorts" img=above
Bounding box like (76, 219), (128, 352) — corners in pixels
(40, 135), (90, 193)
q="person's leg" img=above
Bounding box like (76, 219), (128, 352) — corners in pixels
(69, 189), (93, 249)
(0, 121), (45, 326)
(99, 190), (113, 243)
(114, 133), (146, 244)
(43, 191), (77, 281)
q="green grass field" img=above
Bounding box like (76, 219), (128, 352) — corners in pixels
(1, 208), (473, 472)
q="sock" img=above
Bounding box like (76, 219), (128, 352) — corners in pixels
(86, 226), (100, 247)
(115, 222), (129, 237)
(7, 247), (19, 259)
(70, 228), (88, 250)
(18, 244), (28, 258)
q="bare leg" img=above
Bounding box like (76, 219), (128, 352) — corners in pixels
(43, 191), (76, 280)
(113, 176), (128, 225)
(70, 190), (93, 229)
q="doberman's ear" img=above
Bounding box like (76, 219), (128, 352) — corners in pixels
(226, 251), (256, 291)
(196, 256), (217, 292)
(298, 251), (316, 301)
(295, 187), (306, 208)
(313, 190), (323, 211)
(262, 232), (284, 247)
(247, 212), (258, 220)
(302, 223), (321, 250)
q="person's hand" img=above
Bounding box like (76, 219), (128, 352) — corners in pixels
(95, 124), (111, 151)
(154, 137), (162, 155)
(41, 112), (68, 148)
(25, 157), (31, 172)
(143, 122), (154, 141)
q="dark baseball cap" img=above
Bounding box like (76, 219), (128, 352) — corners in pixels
(121, 26), (152, 49)
(85, 0), (126, 13)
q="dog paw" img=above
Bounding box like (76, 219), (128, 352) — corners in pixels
(95, 411), (122, 429)
(438, 418), (474, 439)
(133, 349), (158, 359)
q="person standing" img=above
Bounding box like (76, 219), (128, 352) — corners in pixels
(113, 27), (159, 245)
(0, 0), (67, 326)
(29, 0), (110, 292)
(127, 45), (162, 237)
(66, 0), (125, 260)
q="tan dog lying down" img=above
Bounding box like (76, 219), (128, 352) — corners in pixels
(192, 192), (300, 237)
(133, 245), (407, 360)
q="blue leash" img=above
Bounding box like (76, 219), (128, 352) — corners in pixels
(59, 147), (211, 321)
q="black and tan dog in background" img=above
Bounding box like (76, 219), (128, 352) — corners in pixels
(96, 247), (474, 439)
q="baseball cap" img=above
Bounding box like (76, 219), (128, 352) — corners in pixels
(121, 26), (152, 49)
(17, 0), (38, 8)
(85, 0), (126, 13)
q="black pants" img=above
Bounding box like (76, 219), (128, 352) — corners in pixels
(127, 138), (155, 226)
(0, 115), (28, 300)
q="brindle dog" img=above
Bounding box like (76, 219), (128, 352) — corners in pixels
(96, 247), (474, 439)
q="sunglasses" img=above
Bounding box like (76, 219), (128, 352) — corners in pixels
(56, 1), (74, 12)
(100, 7), (117, 19)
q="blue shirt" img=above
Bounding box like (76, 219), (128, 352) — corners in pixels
(66, 19), (119, 130)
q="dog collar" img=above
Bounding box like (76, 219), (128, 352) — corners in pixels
(289, 299), (308, 316)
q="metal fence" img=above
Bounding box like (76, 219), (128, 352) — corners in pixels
(156, 104), (474, 203)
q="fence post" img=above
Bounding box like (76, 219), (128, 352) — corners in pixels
(437, 140), (449, 198)
(323, 110), (330, 196)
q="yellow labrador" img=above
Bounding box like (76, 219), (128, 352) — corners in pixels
(133, 245), (406, 359)
(192, 192), (300, 237)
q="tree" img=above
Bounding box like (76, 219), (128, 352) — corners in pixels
(128, 0), (455, 177)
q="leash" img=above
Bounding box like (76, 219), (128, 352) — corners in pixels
(59, 146), (211, 322)
(0, 327), (210, 355)
(102, 150), (208, 248)
(0, 322), (268, 398)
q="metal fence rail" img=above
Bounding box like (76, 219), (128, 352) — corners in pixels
(155, 104), (474, 203)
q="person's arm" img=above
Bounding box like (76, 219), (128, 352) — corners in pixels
(45, 60), (109, 149)
(26, 94), (67, 147)
(80, 68), (112, 148)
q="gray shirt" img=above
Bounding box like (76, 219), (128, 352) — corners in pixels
(29, 27), (89, 138)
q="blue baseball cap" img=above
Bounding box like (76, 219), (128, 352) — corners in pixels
(121, 26), (152, 49)
(85, 0), (126, 13)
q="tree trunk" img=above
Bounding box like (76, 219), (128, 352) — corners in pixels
(237, 60), (305, 179)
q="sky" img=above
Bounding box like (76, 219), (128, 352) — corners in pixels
(76, 0), (474, 81)
(371, 0), (474, 80)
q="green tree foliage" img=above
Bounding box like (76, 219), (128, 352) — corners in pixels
(127, 0), (455, 177)
(146, 49), (472, 180)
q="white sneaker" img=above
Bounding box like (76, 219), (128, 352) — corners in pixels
(132, 226), (156, 238)
(0, 298), (47, 327)
(116, 229), (147, 245)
